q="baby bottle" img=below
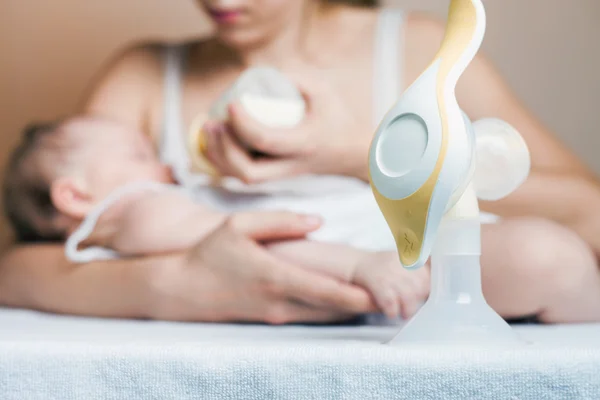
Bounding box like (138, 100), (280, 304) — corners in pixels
(188, 66), (306, 176)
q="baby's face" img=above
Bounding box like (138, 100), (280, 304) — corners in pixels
(63, 118), (174, 201)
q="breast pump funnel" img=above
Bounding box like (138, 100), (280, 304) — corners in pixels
(369, 0), (524, 346)
(387, 187), (520, 346)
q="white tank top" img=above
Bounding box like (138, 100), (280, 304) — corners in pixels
(158, 9), (405, 250)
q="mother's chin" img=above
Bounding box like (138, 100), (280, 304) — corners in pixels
(212, 26), (280, 52)
(198, 0), (316, 51)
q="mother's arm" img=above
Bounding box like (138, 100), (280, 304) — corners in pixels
(406, 15), (600, 252)
(0, 213), (374, 321)
(0, 243), (171, 318)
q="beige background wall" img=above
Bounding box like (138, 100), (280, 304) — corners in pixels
(1, 0), (599, 247)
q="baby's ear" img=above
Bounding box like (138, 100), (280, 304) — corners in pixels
(50, 177), (93, 220)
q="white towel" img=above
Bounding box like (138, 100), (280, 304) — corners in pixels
(1, 308), (600, 400)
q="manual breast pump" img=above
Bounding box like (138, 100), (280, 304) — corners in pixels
(369, 0), (530, 345)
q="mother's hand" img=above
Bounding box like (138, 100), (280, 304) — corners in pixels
(153, 211), (375, 324)
(203, 74), (372, 184)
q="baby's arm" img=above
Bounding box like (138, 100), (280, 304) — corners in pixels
(110, 190), (227, 256)
(267, 241), (430, 319)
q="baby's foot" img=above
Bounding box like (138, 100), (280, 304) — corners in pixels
(353, 251), (430, 319)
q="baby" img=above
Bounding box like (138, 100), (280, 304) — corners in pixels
(2, 116), (429, 319)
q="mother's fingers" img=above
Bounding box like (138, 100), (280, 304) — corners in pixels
(216, 126), (255, 182)
(220, 130), (303, 183)
(206, 125), (304, 184)
(226, 211), (322, 241)
(203, 124), (231, 175)
(277, 264), (377, 314)
(227, 102), (309, 156)
(225, 212), (376, 313)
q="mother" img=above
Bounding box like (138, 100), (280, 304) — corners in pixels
(2, 0), (600, 323)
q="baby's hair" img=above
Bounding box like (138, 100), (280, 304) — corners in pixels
(2, 121), (67, 243)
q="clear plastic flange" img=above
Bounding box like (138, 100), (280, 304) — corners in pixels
(387, 219), (521, 347)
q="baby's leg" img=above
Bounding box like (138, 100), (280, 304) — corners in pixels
(266, 240), (429, 318)
(480, 217), (600, 323)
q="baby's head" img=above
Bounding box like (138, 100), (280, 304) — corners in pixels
(3, 116), (173, 242)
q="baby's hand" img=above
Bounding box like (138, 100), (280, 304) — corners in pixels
(353, 252), (430, 319)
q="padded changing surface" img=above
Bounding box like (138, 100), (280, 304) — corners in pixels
(1, 308), (600, 400)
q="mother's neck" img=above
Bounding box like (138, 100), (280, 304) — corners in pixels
(233, 2), (338, 68)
